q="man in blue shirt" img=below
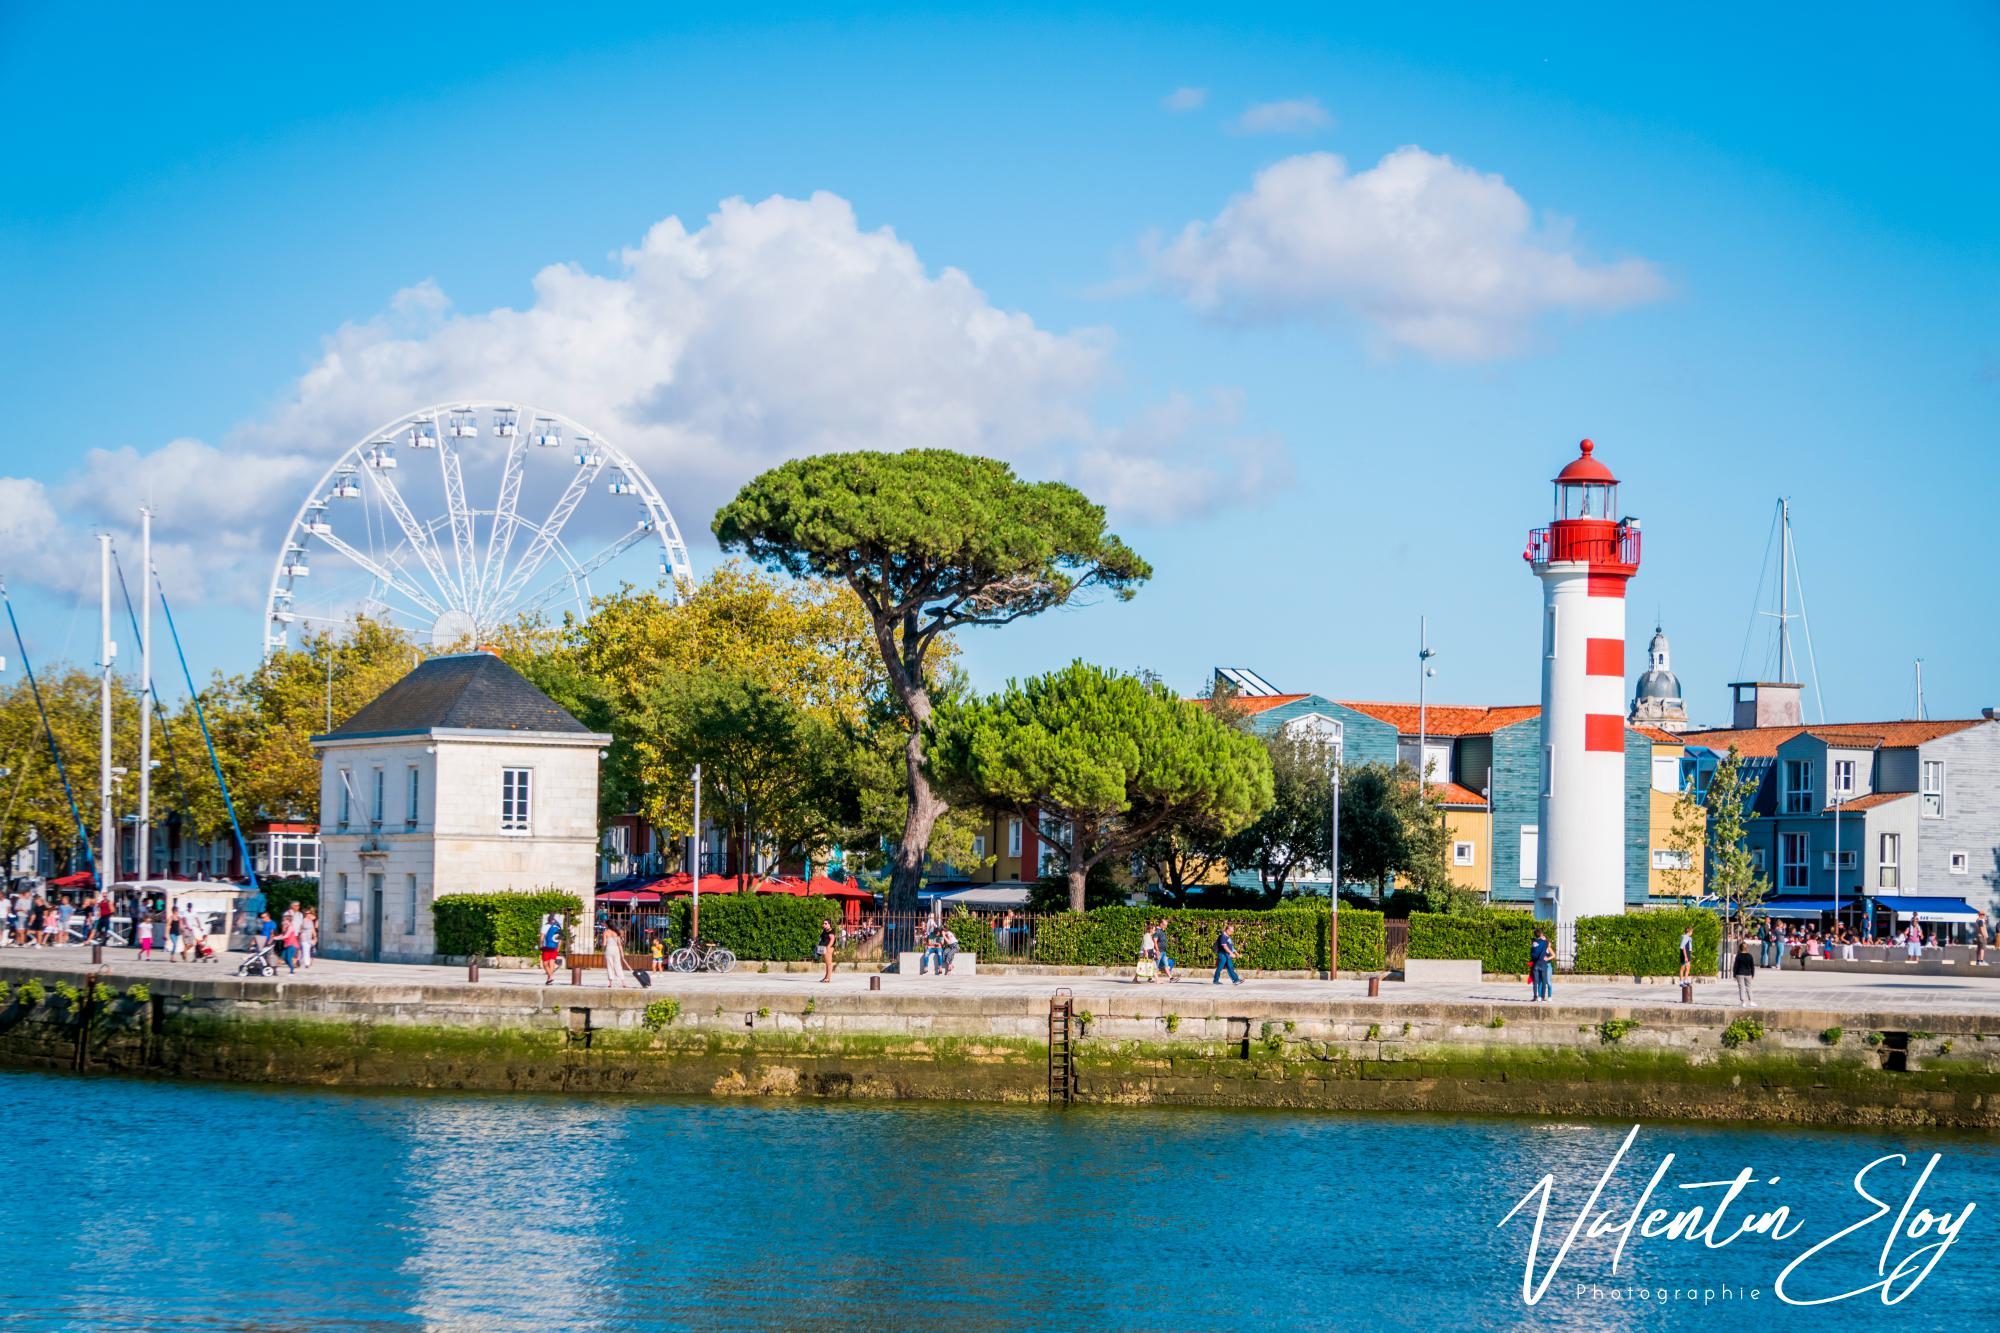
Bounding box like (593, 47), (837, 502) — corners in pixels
(1529, 928), (1553, 1001)
(540, 915), (565, 986)
(1212, 923), (1242, 985)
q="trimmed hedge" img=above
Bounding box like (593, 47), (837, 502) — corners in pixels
(1408, 910), (1540, 974)
(1576, 909), (1721, 977)
(433, 891), (583, 957)
(1026, 906), (1385, 972)
(668, 895), (840, 963)
(256, 877), (320, 918)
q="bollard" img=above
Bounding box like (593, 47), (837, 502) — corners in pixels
(467, 960), (480, 983)
(92, 944), (103, 964)
(1681, 981), (1694, 1004)
(571, 965), (584, 987)
(869, 974), (881, 991)
(1367, 975), (1381, 998)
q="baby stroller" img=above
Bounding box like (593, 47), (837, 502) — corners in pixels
(234, 937), (277, 976)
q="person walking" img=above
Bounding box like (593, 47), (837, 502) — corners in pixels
(818, 917), (836, 984)
(165, 902), (181, 963)
(539, 914), (564, 985)
(1212, 922), (1242, 985)
(1974, 911), (1990, 967)
(1529, 928), (1553, 1002)
(279, 913), (301, 974)
(95, 891), (114, 943)
(1732, 941), (1757, 1005)
(300, 909), (317, 969)
(1155, 919), (1176, 983)
(602, 923), (629, 989)
(1677, 924), (1694, 981)
(137, 910), (154, 962)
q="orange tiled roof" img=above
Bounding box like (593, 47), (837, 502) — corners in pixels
(1335, 701), (1540, 735)
(1630, 724), (1682, 745)
(1188, 692), (1313, 716)
(1825, 792), (1912, 812)
(1428, 780), (1489, 807)
(1684, 718), (1988, 757)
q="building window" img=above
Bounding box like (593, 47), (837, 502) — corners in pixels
(1651, 756), (1680, 794)
(1820, 849), (1856, 870)
(501, 768), (532, 833)
(1518, 826), (1538, 887)
(405, 873), (418, 935)
(1749, 847), (1766, 873)
(1878, 833), (1900, 888)
(1541, 746), (1554, 798)
(1008, 818), (1022, 858)
(337, 771), (352, 829)
(370, 768), (385, 827)
(1921, 760), (1944, 818)
(406, 766), (421, 827)
(1948, 851), (1968, 875)
(1779, 833), (1809, 889)
(971, 834), (987, 863)
(1452, 841), (1476, 867)
(336, 872), (349, 925)
(1831, 759), (1855, 798)
(1544, 605), (1557, 660)
(1652, 849), (1692, 871)
(1782, 759), (1814, 814)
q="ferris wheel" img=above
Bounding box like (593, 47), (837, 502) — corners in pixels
(263, 401), (694, 656)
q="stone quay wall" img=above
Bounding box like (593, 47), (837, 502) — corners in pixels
(4, 962), (1999, 1128)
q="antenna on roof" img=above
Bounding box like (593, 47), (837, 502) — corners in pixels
(1913, 659), (1926, 721)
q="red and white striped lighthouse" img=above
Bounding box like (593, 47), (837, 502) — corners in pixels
(1523, 439), (1641, 926)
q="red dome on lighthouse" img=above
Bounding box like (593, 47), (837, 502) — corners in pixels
(1553, 438), (1617, 485)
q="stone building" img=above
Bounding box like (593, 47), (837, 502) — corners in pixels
(312, 651), (609, 962)
(1628, 623), (1690, 732)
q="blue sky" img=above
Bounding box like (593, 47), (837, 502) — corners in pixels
(2, 2), (1995, 722)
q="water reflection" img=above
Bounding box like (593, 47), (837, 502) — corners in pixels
(1, 1071), (1994, 1332)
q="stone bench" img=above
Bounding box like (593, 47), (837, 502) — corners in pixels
(1401, 958), (1484, 986)
(895, 951), (979, 977)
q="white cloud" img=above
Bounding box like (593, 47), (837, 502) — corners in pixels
(1233, 97), (1332, 135)
(4, 191), (1282, 614)
(1149, 148), (1667, 359)
(1161, 86), (1208, 112)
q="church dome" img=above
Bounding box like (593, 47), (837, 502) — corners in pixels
(1636, 667), (1682, 701)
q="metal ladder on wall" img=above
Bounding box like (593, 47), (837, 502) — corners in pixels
(1047, 988), (1076, 1106)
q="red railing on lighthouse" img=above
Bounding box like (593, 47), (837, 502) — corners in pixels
(1524, 523), (1641, 570)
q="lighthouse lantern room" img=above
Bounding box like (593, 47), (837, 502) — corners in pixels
(1523, 439), (1642, 928)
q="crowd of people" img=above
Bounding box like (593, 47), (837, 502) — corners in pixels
(1748, 912), (1992, 968)
(3, 887), (129, 948)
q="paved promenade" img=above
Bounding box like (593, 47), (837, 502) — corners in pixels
(9, 945), (2000, 1017)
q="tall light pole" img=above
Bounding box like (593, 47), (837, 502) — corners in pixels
(690, 763), (702, 941)
(98, 534), (115, 890)
(1328, 754), (1341, 978)
(137, 508), (152, 890)
(1416, 616), (1438, 800)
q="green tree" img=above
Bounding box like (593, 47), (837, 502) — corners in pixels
(1704, 747), (1769, 916)
(1139, 819), (1235, 903)
(931, 661), (1271, 912)
(1335, 761), (1451, 899)
(714, 450), (1150, 905)
(1224, 725), (1336, 901)
(1659, 777), (1708, 904)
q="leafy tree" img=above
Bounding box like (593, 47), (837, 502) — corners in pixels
(639, 667), (859, 884)
(1335, 761), (1450, 898)
(1224, 725), (1336, 901)
(1704, 747), (1769, 916)
(0, 667), (141, 874)
(931, 661), (1271, 912)
(1139, 819), (1235, 903)
(1658, 776), (1708, 904)
(1028, 856), (1127, 912)
(714, 450), (1150, 905)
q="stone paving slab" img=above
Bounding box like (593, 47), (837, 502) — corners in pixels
(9, 943), (2000, 1017)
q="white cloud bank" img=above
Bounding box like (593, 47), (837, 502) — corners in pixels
(1233, 97), (1332, 135)
(1150, 148), (1666, 359)
(9, 191), (1285, 608)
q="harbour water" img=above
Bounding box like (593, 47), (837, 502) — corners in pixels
(3, 1069), (1993, 1331)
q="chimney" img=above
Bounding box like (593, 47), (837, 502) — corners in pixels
(1728, 681), (1803, 729)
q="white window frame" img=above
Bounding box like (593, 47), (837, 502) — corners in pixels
(406, 766), (421, 827)
(501, 767), (533, 834)
(1518, 826), (1538, 888)
(1831, 758), (1855, 798)
(1782, 759), (1814, 815)
(1453, 841), (1476, 867)
(1921, 760), (1944, 818)
(1878, 832), (1900, 888)
(1820, 849), (1856, 870)
(370, 767), (385, 827)
(337, 770), (352, 829)
(1651, 849), (1692, 871)
(1779, 832), (1809, 890)
(971, 834), (987, 863)
(1948, 850), (1969, 875)
(1007, 818), (1022, 858)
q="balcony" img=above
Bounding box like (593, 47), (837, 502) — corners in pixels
(1525, 522), (1641, 571)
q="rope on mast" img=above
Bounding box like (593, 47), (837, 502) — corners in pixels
(0, 582), (98, 887)
(154, 576), (260, 896)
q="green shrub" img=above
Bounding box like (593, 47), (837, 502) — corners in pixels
(432, 891), (584, 957)
(89, 982), (114, 1004)
(1864, 1031), (1884, 1047)
(1819, 1026), (1842, 1046)
(53, 981), (81, 1010)
(1487, 1015), (1505, 1029)
(1164, 1013), (1180, 1034)
(668, 895), (839, 962)
(124, 983), (151, 1004)
(1722, 1018), (1764, 1048)
(943, 910), (997, 957)
(14, 978), (45, 1008)
(256, 876), (319, 918)
(1408, 910), (1540, 973)
(756, 1006), (771, 1019)
(0, 981), (10, 1007)
(642, 998), (681, 1031)
(1574, 909), (1721, 977)
(802, 998), (816, 1017)
(1939, 1039), (1954, 1056)
(1366, 1023), (1380, 1040)
(1029, 905), (1384, 971)
(1598, 1018), (1641, 1044)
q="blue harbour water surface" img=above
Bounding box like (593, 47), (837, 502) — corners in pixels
(2, 1070), (1995, 1331)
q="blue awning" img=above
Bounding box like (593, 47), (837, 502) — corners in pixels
(1751, 898), (1838, 915)
(1870, 895), (1979, 922)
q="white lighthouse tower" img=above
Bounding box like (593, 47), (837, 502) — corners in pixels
(1524, 439), (1641, 927)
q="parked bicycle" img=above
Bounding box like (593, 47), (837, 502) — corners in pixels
(669, 938), (737, 973)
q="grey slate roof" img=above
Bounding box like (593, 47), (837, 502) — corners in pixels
(321, 652), (591, 739)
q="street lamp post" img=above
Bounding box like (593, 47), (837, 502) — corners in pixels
(1328, 757), (1341, 977)
(690, 763), (703, 942)
(1416, 616), (1438, 801)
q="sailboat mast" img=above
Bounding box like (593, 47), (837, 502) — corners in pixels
(1778, 498), (1791, 682)
(99, 534), (115, 887)
(137, 508), (152, 886)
